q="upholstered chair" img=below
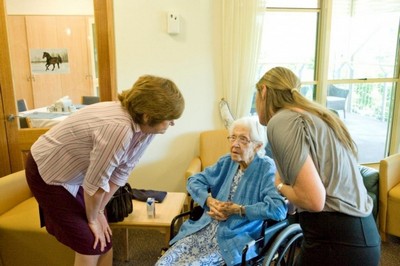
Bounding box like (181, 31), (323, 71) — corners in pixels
(185, 129), (230, 180)
(378, 153), (400, 241)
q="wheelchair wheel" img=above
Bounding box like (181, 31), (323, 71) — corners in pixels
(262, 223), (303, 266)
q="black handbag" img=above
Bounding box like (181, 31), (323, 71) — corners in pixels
(105, 183), (133, 223)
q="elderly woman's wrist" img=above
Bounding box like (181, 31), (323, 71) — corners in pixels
(238, 205), (245, 217)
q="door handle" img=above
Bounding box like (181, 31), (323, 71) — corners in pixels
(7, 114), (22, 122)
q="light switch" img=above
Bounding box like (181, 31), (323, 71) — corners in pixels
(167, 12), (180, 35)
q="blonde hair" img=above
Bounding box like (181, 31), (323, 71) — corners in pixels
(118, 75), (185, 126)
(256, 67), (357, 157)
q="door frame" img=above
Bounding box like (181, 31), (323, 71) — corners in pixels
(0, 0), (116, 175)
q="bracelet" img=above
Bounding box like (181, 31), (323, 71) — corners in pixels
(98, 209), (104, 214)
(239, 205), (245, 217)
(276, 183), (284, 191)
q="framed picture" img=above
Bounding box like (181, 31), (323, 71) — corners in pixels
(30, 48), (69, 74)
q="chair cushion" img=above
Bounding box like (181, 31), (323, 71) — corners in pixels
(0, 170), (32, 215)
(199, 129), (230, 169)
(359, 165), (379, 220)
(0, 197), (75, 266)
(388, 183), (400, 203)
(387, 183), (400, 236)
(0, 197), (43, 231)
(359, 165), (379, 194)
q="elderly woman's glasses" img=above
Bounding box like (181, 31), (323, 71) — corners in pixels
(227, 135), (252, 145)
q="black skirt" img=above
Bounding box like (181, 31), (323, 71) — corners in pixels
(295, 211), (380, 266)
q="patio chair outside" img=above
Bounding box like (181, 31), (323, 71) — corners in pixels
(326, 85), (349, 119)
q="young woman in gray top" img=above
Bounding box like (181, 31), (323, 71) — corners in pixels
(255, 66), (380, 266)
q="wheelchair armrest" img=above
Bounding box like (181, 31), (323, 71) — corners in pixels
(169, 210), (192, 242)
(263, 220), (289, 244)
(241, 238), (265, 265)
(169, 205), (205, 243)
(241, 219), (289, 265)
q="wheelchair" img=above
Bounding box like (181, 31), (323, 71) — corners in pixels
(167, 204), (303, 266)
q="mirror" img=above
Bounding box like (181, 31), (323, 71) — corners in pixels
(0, 0), (114, 172)
(6, 0), (98, 126)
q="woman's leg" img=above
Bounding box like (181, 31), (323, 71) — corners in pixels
(74, 253), (100, 266)
(98, 248), (113, 266)
(74, 248), (113, 266)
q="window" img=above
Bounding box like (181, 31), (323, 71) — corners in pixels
(328, 0), (399, 162)
(252, 0), (400, 163)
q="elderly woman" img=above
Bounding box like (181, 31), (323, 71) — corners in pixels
(156, 116), (287, 266)
(25, 75), (184, 266)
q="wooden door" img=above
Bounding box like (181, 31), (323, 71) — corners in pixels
(0, 0), (25, 173)
(57, 16), (93, 104)
(0, 83), (11, 176)
(26, 16), (63, 107)
(7, 16), (34, 109)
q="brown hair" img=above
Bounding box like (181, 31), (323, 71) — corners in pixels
(118, 75), (185, 126)
(256, 67), (357, 156)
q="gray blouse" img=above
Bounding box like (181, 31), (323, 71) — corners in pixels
(267, 109), (373, 217)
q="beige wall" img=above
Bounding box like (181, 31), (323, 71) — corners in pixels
(114, 0), (225, 192)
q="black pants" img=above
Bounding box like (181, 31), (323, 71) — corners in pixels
(295, 211), (380, 266)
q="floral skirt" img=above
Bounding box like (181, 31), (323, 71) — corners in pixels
(156, 220), (225, 266)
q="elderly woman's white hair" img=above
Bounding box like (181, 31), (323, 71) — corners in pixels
(228, 116), (267, 157)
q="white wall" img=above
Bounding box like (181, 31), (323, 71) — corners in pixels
(114, 0), (225, 192)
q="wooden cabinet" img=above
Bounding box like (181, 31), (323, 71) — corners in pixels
(7, 15), (95, 108)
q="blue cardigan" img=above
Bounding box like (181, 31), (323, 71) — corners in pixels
(171, 154), (287, 266)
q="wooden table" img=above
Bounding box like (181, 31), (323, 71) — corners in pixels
(110, 192), (186, 261)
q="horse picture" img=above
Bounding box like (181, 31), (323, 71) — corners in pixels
(42, 52), (62, 71)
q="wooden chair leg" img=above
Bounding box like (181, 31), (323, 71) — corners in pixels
(123, 228), (129, 261)
(380, 231), (388, 242)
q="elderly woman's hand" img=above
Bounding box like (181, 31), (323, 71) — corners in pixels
(206, 197), (229, 221)
(220, 202), (242, 217)
(206, 197), (243, 220)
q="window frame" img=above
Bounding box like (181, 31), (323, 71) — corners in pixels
(254, 0), (400, 163)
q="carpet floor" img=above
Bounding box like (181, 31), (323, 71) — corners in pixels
(112, 228), (400, 266)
